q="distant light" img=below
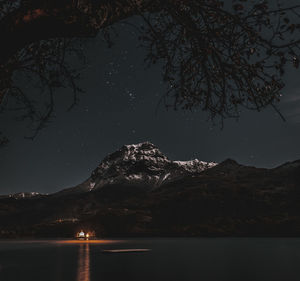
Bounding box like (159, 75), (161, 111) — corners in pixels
(76, 230), (95, 240)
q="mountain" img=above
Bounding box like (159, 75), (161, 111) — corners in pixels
(90, 142), (217, 189)
(0, 142), (300, 238)
(55, 142), (217, 195)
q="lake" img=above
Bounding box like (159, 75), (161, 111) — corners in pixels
(1, 238), (300, 281)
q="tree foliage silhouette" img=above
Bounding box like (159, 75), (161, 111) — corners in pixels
(1, 0), (300, 142)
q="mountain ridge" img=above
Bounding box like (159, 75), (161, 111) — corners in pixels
(1, 142), (300, 238)
(1, 142), (218, 198)
(2, 142), (299, 198)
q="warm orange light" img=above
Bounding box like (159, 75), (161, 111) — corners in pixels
(55, 240), (122, 244)
(77, 244), (90, 281)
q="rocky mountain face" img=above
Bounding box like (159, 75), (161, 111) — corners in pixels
(1, 143), (300, 238)
(89, 142), (217, 191)
(56, 142), (217, 195)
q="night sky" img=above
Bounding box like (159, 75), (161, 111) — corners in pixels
(1, 22), (300, 195)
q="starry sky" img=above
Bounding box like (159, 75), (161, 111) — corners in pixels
(1, 21), (300, 195)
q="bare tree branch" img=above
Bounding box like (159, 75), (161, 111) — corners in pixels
(1, 0), (300, 144)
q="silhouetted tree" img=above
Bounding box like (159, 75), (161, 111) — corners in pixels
(1, 0), (300, 142)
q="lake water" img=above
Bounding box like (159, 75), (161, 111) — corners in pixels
(1, 238), (300, 281)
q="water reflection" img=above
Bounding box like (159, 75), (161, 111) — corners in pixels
(53, 240), (123, 281)
(77, 243), (90, 281)
(55, 240), (122, 244)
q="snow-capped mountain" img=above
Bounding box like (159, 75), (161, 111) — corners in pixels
(2, 146), (300, 238)
(88, 142), (217, 191)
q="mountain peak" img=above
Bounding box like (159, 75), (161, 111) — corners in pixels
(101, 141), (168, 165)
(123, 141), (158, 150)
(220, 158), (239, 166)
(89, 142), (217, 191)
(275, 159), (300, 170)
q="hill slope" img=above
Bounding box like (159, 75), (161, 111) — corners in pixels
(1, 143), (300, 237)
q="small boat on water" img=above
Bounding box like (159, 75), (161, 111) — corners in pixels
(102, 249), (151, 254)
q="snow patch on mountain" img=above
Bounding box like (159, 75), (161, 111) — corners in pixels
(174, 159), (217, 172)
(89, 142), (217, 190)
(10, 192), (42, 199)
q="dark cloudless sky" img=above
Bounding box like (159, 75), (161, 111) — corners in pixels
(1, 21), (300, 195)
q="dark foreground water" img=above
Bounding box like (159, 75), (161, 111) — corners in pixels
(1, 238), (300, 281)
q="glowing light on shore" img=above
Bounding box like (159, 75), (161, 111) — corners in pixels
(54, 240), (123, 244)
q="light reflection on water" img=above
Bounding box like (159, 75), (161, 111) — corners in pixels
(4, 239), (300, 281)
(57, 240), (122, 281)
(0, 239), (122, 281)
(56, 240), (122, 281)
(77, 244), (90, 281)
(54, 240), (122, 245)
